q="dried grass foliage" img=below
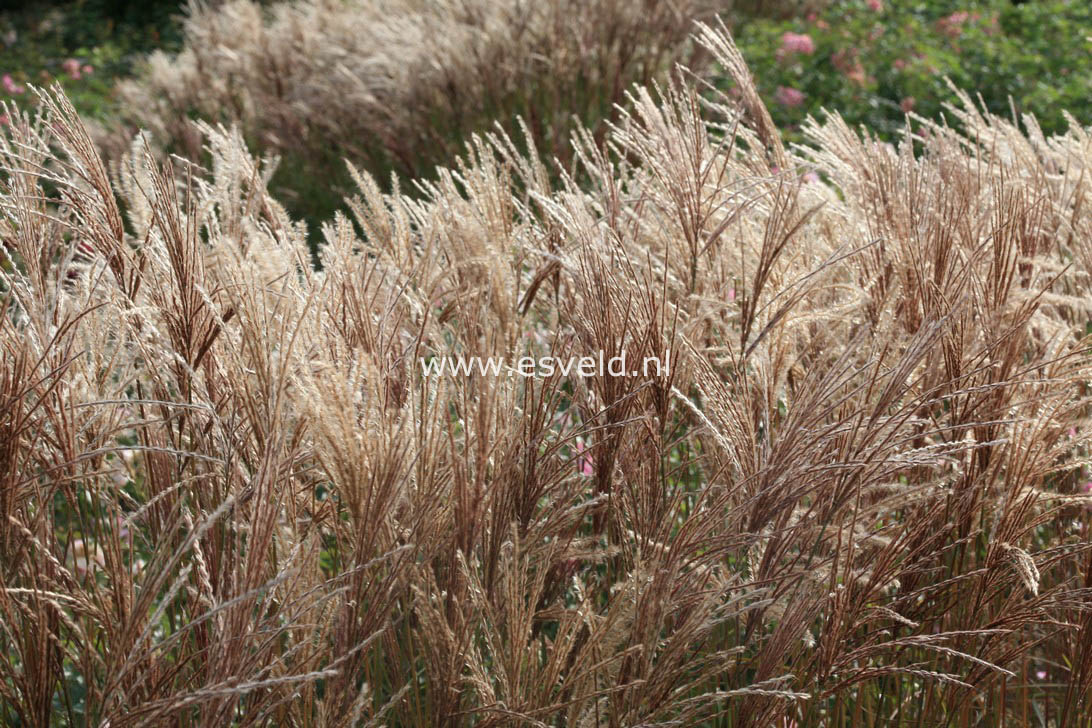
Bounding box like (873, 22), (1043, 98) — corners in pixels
(3, 24), (1092, 727)
(101, 0), (719, 192)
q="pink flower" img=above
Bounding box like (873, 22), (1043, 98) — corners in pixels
(866, 0), (883, 10)
(727, 288), (736, 302)
(1036, 670), (1048, 680)
(832, 49), (866, 84)
(68, 537), (104, 577)
(2, 74), (24, 94)
(938, 11), (970, 37)
(803, 171), (820, 184)
(0, 113), (8, 127)
(61, 58), (82, 80)
(900, 97), (916, 112)
(574, 439), (594, 476)
(1082, 481), (1092, 494)
(113, 513), (131, 540)
(774, 86), (806, 108)
(81, 64), (93, 75)
(893, 58), (907, 71)
(778, 32), (816, 57)
(832, 50), (850, 72)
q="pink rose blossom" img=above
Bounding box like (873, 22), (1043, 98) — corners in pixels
(82, 64), (93, 75)
(778, 32), (816, 57)
(62, 58), (82, 80)
(867, 0), (884, 10)
(69, 537), (104, 577)
(832, 50), (851, 72)
(774, 86), (806, 108)
(113, 513), (131, 540)
(938, 11), (970, 37)
(2, 74), (24, 94)
(833, 49), (867, 84)
(575, 439), (594, 476)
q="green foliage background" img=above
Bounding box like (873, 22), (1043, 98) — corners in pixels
(729, 0), (1092, 142)
(0, 0), (184, 120)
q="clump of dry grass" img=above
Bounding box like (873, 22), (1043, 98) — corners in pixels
(99, 0), (721, 224)
(3, 23), (1092, 727)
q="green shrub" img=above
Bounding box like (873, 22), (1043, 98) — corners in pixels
(728, 0), (1092, 142)
(0, 0), (183, 122)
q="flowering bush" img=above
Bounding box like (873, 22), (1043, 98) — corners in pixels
(778, 31), (816, 58)
(775, 84), (806, 107)
(728, 0), (1092, 142)
(0, 1), (181, 121)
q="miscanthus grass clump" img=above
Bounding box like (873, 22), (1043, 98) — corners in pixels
(2, 23), (1092, 727)
(100, 0), (719, 228)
